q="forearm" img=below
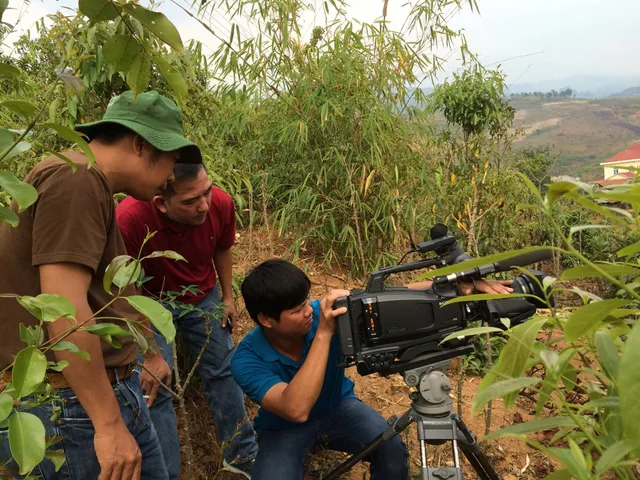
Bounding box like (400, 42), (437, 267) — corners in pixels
(213, 248), (234, 300)
(407, 280), (434, 290)
(281, 331), (332, 420)
(47, 303), (123, 431)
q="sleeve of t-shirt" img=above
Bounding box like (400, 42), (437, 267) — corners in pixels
(31, 165), (110, 272)
(216, 193), (236, 250)
(230, 339), (284, 405)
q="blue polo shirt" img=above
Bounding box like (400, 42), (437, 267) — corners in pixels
(230, 299), (355, 435)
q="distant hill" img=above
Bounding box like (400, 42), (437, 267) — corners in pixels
(507, 75), (640, 99)
(510, 96), (640, 180)
(609, 86), (640, 98)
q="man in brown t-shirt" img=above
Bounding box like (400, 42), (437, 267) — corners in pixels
(0, 90), (202, 480)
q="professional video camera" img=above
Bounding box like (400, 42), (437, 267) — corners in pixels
(334, 223), (553, 377)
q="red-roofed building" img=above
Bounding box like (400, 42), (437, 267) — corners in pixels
(591, 171), (636, 188)
(599, 142), (640, 179)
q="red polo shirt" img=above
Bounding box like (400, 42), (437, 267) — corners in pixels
(115, 187), (236, 304)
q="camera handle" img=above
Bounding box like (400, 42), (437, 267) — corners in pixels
(322, 362), (500, 480)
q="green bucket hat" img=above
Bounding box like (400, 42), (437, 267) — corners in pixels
(75, 90), (202, 164)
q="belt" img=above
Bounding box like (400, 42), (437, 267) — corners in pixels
(0, 364), (136, 390)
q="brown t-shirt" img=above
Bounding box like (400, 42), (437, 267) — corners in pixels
(0, 152), (138, 369)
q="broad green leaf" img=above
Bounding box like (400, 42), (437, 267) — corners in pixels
(103, 34), (140, 72)
(0, 101), (36, 118)
(619, 320), (640, 451)
(12, 347), (46, 398)
(583, 397), (619, 410)
(83, 323), (132, 338)
(0, 127), (13, 151)
(561, 263), (640, 280)
(125, 295), (175, 344)
(47, 360), (68, 372)
(546, 181), (579, 206)
(152, 56), (187, 101)
(50, 340), (90, 361)
(143, 250), (187, 261)
(565, 190), (630, 228)
(593, 191), (640, 205)
(113, 260), (142, 289)
(0, 172), (37, 212)
(548, 446), (590, 480)
(565, 299), (629, 343)
(0, 206), (18, 226)
(54, 67), (86, 94)
(1, 141), (31, 161)
(543, 471), (573, 480)
(595, 439), (634, 476)
(42, 123), (95, 166)
(103, 255), (134, 294)
(419, 246), (559, 280)
(484, 416), (576, 440)
(45, 449), (66, 472)
(17, 294), (76, 323)
(517, 172), (543, 202)
(479, 316), (546, 405)
(443, 292), (544, 305)
(123, 4), (183, 53)
(0, 63), (20, 77)
(36, 145), (78, 172)
(618, 241), (640, 258)
(440, 326), (503, 344)
(472, 377), (539, 415)
(126, 52), (151, 96)
(79, 0), (118, 22)
(19, 325), (43, 347)
(8, 412), (46, 475)
(0, 393), (13, 423)
(594, 331), (619, 379)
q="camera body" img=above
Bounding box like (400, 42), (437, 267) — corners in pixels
(335, 225), (551, 376)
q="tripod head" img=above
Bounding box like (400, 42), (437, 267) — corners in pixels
(403, 359), (455, 417)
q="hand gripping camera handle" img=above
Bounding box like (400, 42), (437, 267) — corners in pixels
(334, 296), (355, 356)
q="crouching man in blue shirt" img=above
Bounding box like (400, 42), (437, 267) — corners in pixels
(230, 258), (410, 479)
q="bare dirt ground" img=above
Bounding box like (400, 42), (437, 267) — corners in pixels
(178, 228), (609, 480)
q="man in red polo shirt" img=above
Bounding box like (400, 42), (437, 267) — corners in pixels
(116, 163), (257, 479)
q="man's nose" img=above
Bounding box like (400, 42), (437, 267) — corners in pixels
(167, 172), (176, 183)
(198, 197), (210, 212)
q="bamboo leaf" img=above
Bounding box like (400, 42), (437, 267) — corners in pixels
(484, 416), (576, 440)
(41, 123), (95, 166)
(561, 263), (640, 280)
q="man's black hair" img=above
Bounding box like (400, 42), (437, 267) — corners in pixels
(241, 259), (311, 325)
(162, 163), (208, 197)
(88, 122), (136, 145)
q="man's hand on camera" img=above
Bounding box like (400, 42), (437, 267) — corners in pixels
(460, 279), (513, 296)
(318, 289), (350, 335)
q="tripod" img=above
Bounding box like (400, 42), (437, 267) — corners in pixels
(322, 361), (500, 480)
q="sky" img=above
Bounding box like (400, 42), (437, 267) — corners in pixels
(4, 0), (640, 87)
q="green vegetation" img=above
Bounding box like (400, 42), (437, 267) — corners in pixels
(0, 0), (639, 478)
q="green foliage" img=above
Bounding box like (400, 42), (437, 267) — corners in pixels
(474, 178), (640, 479)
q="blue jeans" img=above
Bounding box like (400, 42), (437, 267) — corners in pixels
(253, 397), (409, 480)
(150, 287), (258, 479)
(0, 368), (168, 479)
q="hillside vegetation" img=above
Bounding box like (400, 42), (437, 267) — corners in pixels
(511, 96), (640, 180)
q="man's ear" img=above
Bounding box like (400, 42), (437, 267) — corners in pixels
(152, 195), (169, 214)
(257, 312), (275, 329)
(132, 134), (146, 157)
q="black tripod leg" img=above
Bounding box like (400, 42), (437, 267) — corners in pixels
(322, 409), (415, 480)
(452, 414), (500, 480)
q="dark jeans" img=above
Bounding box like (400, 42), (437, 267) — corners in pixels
(150, 287), (258, 479)
(253, 397), (409, 480)
(0, 368), (168, 479)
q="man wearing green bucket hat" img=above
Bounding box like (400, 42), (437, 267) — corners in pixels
(0, 90), (200, 479)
